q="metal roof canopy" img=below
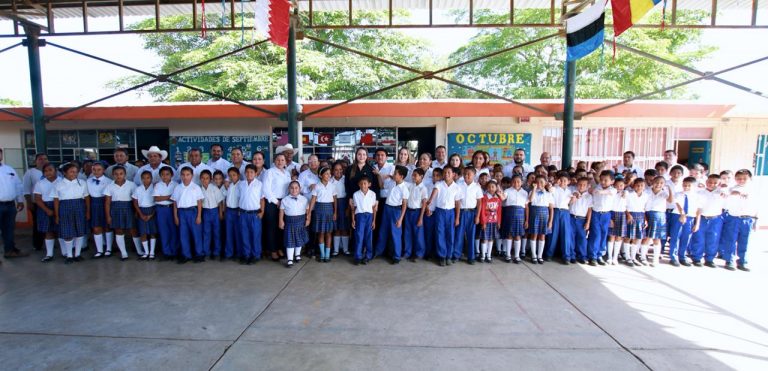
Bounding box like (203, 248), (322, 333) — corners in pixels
(0, 0), (766, 36)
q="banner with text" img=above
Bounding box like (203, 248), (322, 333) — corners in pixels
(447, 133), (532, 165)
(170, 135), (271, 168)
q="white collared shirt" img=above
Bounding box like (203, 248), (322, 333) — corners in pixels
(52, 178), (88, 201)
(385, 181), (410, 207)
(331, 177), (347, 198)
(22, 167), (43, 196)
(459, 181), (483, 209)
(616, 164), (643, 176)
(530, 190), (554, 208)
(33, 177), (59, 202)
(726, 184), (758, 217)
(502, 162), (534, 178)
(698, 188), (726, 217)
(132, 184), (155, 208)
(611, 191), (628, 213)
(431, 159), (448, 169)
(207, 157), (232, 175)
(645, 189), (670, 213)
(87, 176), (112, 198)
(311, 181), (336, 203)
(376, 163), (395, 198)
(172, 182), (204, 208)
(666, 179), (683, 209)
(153, 181), (176, 206)
(225, 181), (240, 208)
(228, 162), (247, 180)
(625, 190), (649, 213)
(504, 188), (529, 208)
(551, 186), (572, 210)
(473, 168), (490, 182)
(237, 178), (264, 211)
(569, 192), (592, 217)
(591, 186), (617, 212)
(134, 164), (172, 185)
(298, 169), (319, 197)
(104, 181), (136, 202)
(407, 182), (428, 209)
(106, 162), (139, 182)
(280, 194), (309, 216)
(262, 167), (291, 204)
(0, 164), (23, 203)
(672, 191), (699, 217)
(176, 162), (213, 185)
(432, 181), (463, 210)
(201, 184), (224, 209)
(352, 189), (378, 214)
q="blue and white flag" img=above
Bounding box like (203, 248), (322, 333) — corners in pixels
(566, 1), (607, 61)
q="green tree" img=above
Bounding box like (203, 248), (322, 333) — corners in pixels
(0, 97), (22, 106)
(448, 9), (715, 99)
(113, 11), (446, 101)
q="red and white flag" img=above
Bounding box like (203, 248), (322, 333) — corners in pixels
(254, 0), (291, 48)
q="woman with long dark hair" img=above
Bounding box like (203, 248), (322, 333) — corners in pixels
(344, 147), (379, 197)
(262, 153), (292, 261)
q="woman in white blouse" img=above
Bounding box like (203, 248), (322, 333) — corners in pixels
(262, 153), (292, 261)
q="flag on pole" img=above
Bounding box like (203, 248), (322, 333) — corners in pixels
(611, 0), (662, 37)
(254, 0), (291, 48)
(566, 1), (606, 61)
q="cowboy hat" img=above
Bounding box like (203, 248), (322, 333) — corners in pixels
(141, 146), (168, 161)
(275, 143), (295, 155)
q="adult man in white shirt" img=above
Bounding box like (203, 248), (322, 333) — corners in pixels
(0, 148), (26, 259)
(539, 152), (552, 168)
(503, 148), (534, 177)
(206, 144), (232, 174)
(298, 154), (320, 197)
(431, 145), (448, 169)
(106, 148), (139, 181)
(616, 151), (643, 176)
(177, 148), (213, 185)
(135, 146), (172, 185)
(23, 153), (47, 251)
(663, 150), (689, 177)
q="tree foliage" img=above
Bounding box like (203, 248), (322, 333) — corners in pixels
(0, 97), (22, 106)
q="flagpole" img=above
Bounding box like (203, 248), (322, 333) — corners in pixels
(562, 60), (576, 168)
(287, 17), (298, 160)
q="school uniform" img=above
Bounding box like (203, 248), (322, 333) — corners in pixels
(153, 180), (178, 257)
(52, 178), (89, 240)
(299, 169), (320, 197)
(134, 163), (172, 185)
(609, 191), (628, 238)
(262, 167), (291, 255)
(332, 177), (349, 231)
(23, 167), (45, 250)
(645, 189), (669, 240)
(404, 181), (428, 259)
(720, 184), (757, 267)
(616, 164), (643, 176)
(172, 181), (204, 260)
(106, 162), (139, 182)
(105, 181), (136, 230)
(352, 189), (378, 261)
(691, 188), (726, 263)
(545, 186), (573, 260)
(569, 192), (592, 261)
(223, 181), (241, 259)
(374, 181), (409, 261)
(238, 178), (264, 260)
(33, 178), (59, 234)
(311, 181), (336, 233)
(281, 194), (310, 248)
(528, 189), (553, 235)
(206, 157), (232, 175)
(454, 181), (483, 261)
(375, 163), (395, 246)
(87, 175), (111, 229)
(175, 162), (214, 185)
(201, 184), (224, 257)
(479, 193), (502, 242)
(133, 184), (158, 236)
(668, 190), (698, 263)
(665, 179), (684, 238)
(423, 182), (437, 259)
(502, 188), (528, 239)
(587, 186), (616, 261)
(625, 191), (648, 241)
(432, 181), (463, 260)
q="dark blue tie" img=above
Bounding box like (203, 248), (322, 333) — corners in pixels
(683, 194), (688, 215)
(291, 197), (297, 200)
(93, 178), (100, 185)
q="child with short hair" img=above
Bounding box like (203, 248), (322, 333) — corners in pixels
(351, 176), (378, 265)
(87, 161), (112, 259)
(404, 168), (428, 262)
(223, 167), (241, 260)
(720, 169), (757, 271)
(153, 167), (177, 260)
(455, 167), (482, 264)
(668, 176), (701, 266)
(280, 181), (311, 267)
(526, 175), (554, 264)
(691, 175), (726, 267)
(655, 162), (670, 180)
(624, 179), (648, 266)
(104, 166), (135, 261)
(133, 170), (157, 260)
(427, 166), (462, 267)
(200, 170), (224, 260)
(34, 163), (59, 262)
(423, 168), (443, 259)
(478, 180), (503, 263)
(331, 162), (350, 256)
(643, 176), (673, 266)
(375, 165), (409, 264)
(309, 166), (337, 262)
(502, 175), (528, 263)
(53, 163), (90, 264)
(172, 167), (204, 264)
(569, 177), (593, 264)
(607, 177), (628, 265)
(237, 164), (265, 265)
(546, 172), (573, 263)
(587, 170), (616, 265)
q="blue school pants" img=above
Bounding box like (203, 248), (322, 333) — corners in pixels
(588, 211), (610, 260)
(354, 212), (374, 261)
(434, 208), (456, 259)
(177, 208), (203, 259)
(571, 216), (587, 261)
(156, 205), (177, 257)
(202, 208), (220, 256)
(403, 209), (425, 258)
(374, 205), (403, 260)
(454, 209), (477, 261)
(423, 212), (435, 258)
(691, 216), (723, 263)
(545, 208), (572, 260)
(224, 208), (241, 258)
(668, 214), (693, 262)
(721, 215), (754, 265)
(239, 211), (263, 259)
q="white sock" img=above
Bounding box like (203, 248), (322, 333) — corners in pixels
(44, 238), (54, 257)
(132, 237), (143, 255)
(640, 243), (650, 261)
(93, 233), (104, 253)
(76, 236), (86, 252)
(333, 236), (341, 253)
(115, 235), (128, 258)
(652, 242), (661, 263)
(504, 239), (512, 258)
(74, 236), (83, 257)
(495, 238), (502, 254)
(522, 239), (529, 255)
(63, 239), (73, 257)
(341, 236), (350, 253)
(621, 242), (629, 261)
(150, 238), (157, 256)
(474, 239), (480, 254)
(59, 238), (68, 257)
(295, 246), (302, 258)
(480, 242), (488, 258)
(286, 247), (295, 262)
(514, 240), (521, 258)
(609, 240), (618, 262)
(537, 240), (545, 259)
(141, 241), (149, 257)
(630, 243), (639, 262)
(105, 231), (114, 252)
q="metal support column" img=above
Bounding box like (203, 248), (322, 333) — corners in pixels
(22, 26), (47, 154)
(561, 60), (576, 168)
(286, 23), (298, 158)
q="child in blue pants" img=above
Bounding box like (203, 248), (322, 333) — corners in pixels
(172, 167), (204, 264)
(200, 170), (224, 259)
(691, 175), (726, 267)
(223, 167), (242, 259)
(720, 169), (757, 271)
(351, 176), (378, 265)
(569, 177), (592, 264)
(427, 166), (461, 267)
(454, 167), (482, 263)
(588, 171), (616, 265)
(668, 177), (700, 266)
(404, 168), (428, 261)
(153, 167), (178, 260)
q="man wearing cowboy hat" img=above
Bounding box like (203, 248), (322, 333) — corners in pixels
(176, 148), (213, 185)
(135, 146), (172, 185)
(275, 143), (300, 177)
(106, 148), (139, 181)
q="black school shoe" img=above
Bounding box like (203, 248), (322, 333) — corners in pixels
(439, 259), (446, 266)
(64, 257), (74, 265)
(723, 262), (736, 271)
(588, 260), (597, 266)
(704, 261), (716, 268)
(737, 264), (750, 272)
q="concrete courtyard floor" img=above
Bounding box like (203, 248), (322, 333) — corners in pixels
(1, 230), (767, 371)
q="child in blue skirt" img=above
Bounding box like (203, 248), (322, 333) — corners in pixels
(502, 175), (528, 263)
(644, 176), (674, 266)
(526, 175), (554, 264)
(53, 163), (90, 264)
(34, 162), (59, 262)
(478, 180), (503, 264)
(309, 167), (337, 262)
(280, 181), (311, 267)
(608, 176), (628, 265)
(87, 161), (112, 258)
(624, 179), (648, 266)
(133, 170), (157, 260)
(331, 162), (350, 256)
(104, 166), (135, 261)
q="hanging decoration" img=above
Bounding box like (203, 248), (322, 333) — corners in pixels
(254, 0), (291, 48)
(565, 1), (607, 61)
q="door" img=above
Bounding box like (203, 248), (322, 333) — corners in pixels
(687, 141), (711, 166)
(397, 127), (436, 162)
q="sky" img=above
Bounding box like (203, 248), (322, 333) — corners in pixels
(0, 10), (766, 114)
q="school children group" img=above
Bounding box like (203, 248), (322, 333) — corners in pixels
(30, 145), (758, 272)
